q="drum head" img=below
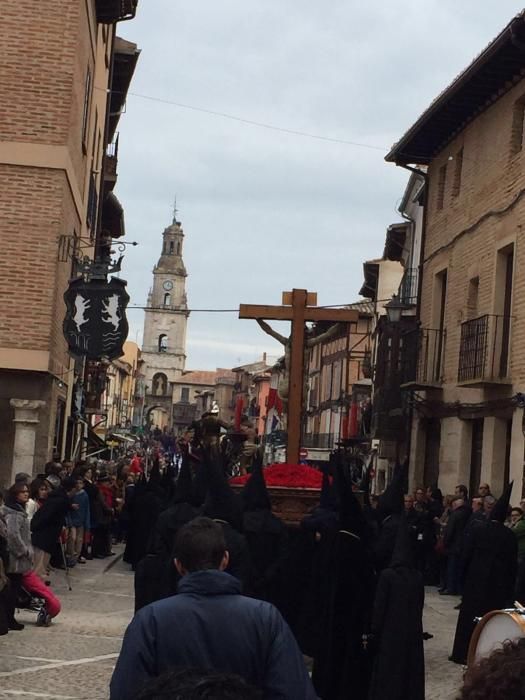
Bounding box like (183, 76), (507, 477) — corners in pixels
(469, 611), (525, 665)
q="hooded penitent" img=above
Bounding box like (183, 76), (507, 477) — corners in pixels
(312, 454), (376, 700)
(373, 462), (407, 572)
(451, 481), (518, 665)
(241, 453), (271, 512)
(241, 454), (287, 601)
(202, 448), (251, 587)
(301, 462), (339, 535)
(368, 515), (425, 700)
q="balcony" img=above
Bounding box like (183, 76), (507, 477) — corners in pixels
(458, 314), (512, 386)
(398, 267), (419, 306)
(401, 327), (446, 388)
(95, 0), (138, 23)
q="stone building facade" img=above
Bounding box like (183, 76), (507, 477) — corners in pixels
(0, 1), (139, 485)
(387, 11), (525, 498)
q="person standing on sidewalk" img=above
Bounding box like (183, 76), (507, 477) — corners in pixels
(1, 482), (32, 631)
(30, 476), (78, 580)
(66, 475), (91, 566)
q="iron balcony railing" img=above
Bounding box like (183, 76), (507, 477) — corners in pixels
(398, 267), (419, 306)
(303, 433), (337, 449)
(401, 327), (446, 386)
(458, 314), (512, 383)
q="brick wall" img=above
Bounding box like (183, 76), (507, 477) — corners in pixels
(420, 78), (525, 396)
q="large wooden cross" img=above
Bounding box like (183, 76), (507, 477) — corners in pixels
(239, 289), (359, 465)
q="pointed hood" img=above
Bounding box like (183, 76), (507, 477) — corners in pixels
(377, 462), (407, 520)
(336, 456), (367, 537)
(202, 447), (243, 530)
(242, 452), (271, 511)
(389, 514), (415, 569)
(173, 455), (194, 505)
(491, 481), (513, 524)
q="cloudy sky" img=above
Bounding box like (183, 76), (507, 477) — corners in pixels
(115, 1), (524, 370)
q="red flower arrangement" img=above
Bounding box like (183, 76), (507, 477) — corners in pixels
(230, 463), (324, 489)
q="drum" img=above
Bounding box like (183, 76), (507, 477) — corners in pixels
(467, 608), (525, 666)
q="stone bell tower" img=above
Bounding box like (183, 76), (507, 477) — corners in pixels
(141, 215), (189, 427)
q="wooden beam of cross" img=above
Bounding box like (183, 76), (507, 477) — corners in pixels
(239, 289), (359, 465)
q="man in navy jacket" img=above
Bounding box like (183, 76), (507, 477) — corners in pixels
(110, 517), (317, 700)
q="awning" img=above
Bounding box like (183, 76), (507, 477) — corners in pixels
(101, 191), (125, 238)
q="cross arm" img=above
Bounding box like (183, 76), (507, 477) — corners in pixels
(239, 304), (294, 321)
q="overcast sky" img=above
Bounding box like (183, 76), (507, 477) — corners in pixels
(115, 1), (524, 370)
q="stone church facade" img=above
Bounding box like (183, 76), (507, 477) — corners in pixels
(141, 216), (190, 428)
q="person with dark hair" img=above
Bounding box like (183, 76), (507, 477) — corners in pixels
(30, 476), (78, 580)
(459, 637), (525, 699)
(455, 484), (469, 501)
(0, 484), (28, 632)
(450, 483), (518, 665)
(110, 517), (317, 700)
(27, 477), (49, 523)
(132, 668), (262, 700)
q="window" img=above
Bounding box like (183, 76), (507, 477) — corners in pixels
(163, 292), (171, 306)
(158, 334), (168, 352)
(433, 269), (447, 381)
(177, 241), (181, 255)
(436, 163), (447, 210)
(81, 67), (92, 151)
(169, 241), (174, 254)
(510, 96), (525, 156)
(495, 243), (514, 377)
(452, 148), (464, 198)
(181, 387), (190, 402)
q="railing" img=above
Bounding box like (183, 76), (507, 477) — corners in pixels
(458, 314), (511, 383)
(401, 327), (446, 385)
(105, 134), (119, 179)
(303, 433), (337, 449)
(95, 0), (138, 23)
(398, 267), (419, 306)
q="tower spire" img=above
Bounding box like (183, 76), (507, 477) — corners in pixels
(172, 195), (179, 224)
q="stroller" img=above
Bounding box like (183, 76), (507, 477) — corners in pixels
(17, 570), (61, 627)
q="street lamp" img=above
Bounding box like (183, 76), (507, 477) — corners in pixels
(385, 294), (406, 324)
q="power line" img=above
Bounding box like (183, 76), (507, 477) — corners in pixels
(123, 90), (387, 152)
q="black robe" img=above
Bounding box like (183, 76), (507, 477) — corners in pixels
(451, 520), (517, 664)
(373, 513), (401, 573)
(368, 566), (425, 700)
(242, 509), (287, 602)
(312, 531), (375, 700)
(215, 520), (251, 589)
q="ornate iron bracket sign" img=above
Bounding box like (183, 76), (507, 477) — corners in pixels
(63, 275), (130, 360)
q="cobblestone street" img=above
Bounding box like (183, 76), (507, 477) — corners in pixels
(0, 550), (466, 700)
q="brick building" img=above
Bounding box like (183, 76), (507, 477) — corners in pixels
(386, 11), (525, 498)
(0, 1), (139, 485)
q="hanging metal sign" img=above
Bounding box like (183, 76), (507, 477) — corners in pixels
(63, 276), (130, 360)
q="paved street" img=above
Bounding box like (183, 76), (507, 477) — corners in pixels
(0, 551), (465, 700)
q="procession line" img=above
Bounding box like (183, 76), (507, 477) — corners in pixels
(0, 652), (118, 678)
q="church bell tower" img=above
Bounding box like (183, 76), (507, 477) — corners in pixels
(141, 214), (189, 426)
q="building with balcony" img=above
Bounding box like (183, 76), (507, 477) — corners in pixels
(386, 11), (525, 498)
(304, 305), (373, 460)
(0, 1), (139, 485)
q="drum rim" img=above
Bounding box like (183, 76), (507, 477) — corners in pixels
(467, 609), (525, 667)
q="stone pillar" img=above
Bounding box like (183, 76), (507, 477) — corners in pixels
(439, 417), (471, 495)
(481, 416), (508, 495)
(10, 399), (45, 483)
(509, 409), (525, 501)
